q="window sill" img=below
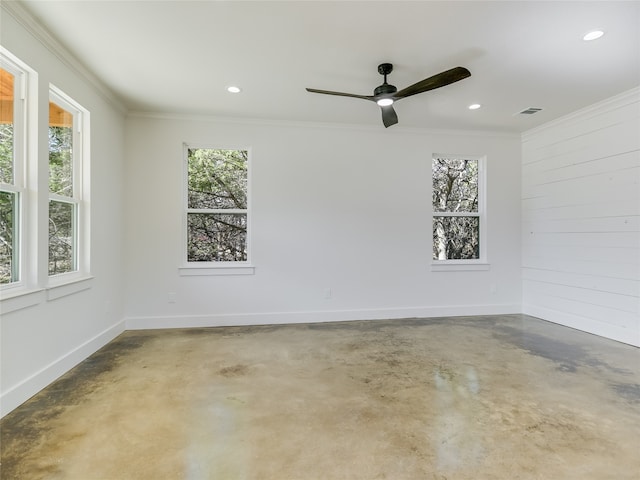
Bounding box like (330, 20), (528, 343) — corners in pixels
(431, 262), (490, 272)
(179, 264), (255, 276)
(1, 288), (46, 314)
(47, 275), (94, 300)
(0, 275), (94, 314)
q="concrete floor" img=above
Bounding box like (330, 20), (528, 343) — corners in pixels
(1, 314), (639, 479)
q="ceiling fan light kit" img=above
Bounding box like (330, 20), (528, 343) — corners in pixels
(306, 63), (471, 128)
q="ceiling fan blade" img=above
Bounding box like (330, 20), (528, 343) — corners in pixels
(306, 88), (373, 101)
(394, 67), (471, 100)
(381, 104), (398, 128)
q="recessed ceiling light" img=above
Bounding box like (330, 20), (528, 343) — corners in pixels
(583, 30), (604, 41)
(227, 86), (241, 93)
(468, 103), (481, 110)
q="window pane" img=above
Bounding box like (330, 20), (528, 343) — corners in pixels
(188, 213), (247, 262)
(49, 200), (76, 275)
(188, 148), (247, 209)
(0, 68), (14, 184)
(433, 216), (479, 260)
(0, 190), (17, 283)
(49, 102), (74, 197)
(433, 157), (478, 213)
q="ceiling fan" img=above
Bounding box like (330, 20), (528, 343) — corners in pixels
(306, 64), (471, 128)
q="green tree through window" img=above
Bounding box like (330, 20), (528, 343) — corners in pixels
(48, 97), (81, 277)
(0, 66), (17, 284)
(186, 148), (248, 262)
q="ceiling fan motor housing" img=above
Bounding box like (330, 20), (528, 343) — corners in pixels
(374, 83), (398, 97)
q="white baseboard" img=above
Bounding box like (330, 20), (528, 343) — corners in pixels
(125, 304), (521, 330)
(523, 304), (640, 347)
(0, 319), (126, 417)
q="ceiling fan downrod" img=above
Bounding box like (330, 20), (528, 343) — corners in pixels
(374, 63), (397, 98)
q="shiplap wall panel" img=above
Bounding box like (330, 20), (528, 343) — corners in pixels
(522, 163), (640, 204)
(523, 243), (637, 266)
(522, 87), (640, 346)
(522, 231), (639, 248)
(523, 255), (637, 279)
(525, 150), (639, 188)
(523, 288), (637, 330)
(523, 199), (639, 221)
(524, 280), (637, 316)
(525, 305), (633, 345)
(523, 120), (639, 168)
(522, 100), (640, 158)
(522, 268), (638, 298)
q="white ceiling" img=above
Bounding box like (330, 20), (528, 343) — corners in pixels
(16, 0), (640, 132)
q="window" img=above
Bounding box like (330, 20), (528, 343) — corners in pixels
(0, 48), (92, 310)
(432, 154), (485, 263)
(184, 146), (250, 266)
(0, 56), (27, 285)
(48, 88), (88, 279)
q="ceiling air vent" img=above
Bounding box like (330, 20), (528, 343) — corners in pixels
(517, 107), (543, 115)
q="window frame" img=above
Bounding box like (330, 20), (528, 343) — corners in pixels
(47, 85), (91, 287)
(0, 49), (93, 312)
(431, 153), (488, 271)
(180, 143), (254, 276)
(0, 49), (31, 291)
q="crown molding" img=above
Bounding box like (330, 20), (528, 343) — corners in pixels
(127, 110), (520, 139)
(1, 0), (127, 115)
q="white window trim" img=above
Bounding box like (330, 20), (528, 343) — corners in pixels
(431, 261), (490, 272)
(0, 47), (37, 297)
(47, 85), (91, 286)
(0, 51), (93, 313)
(180, 143), (254, 276)
(430, 154), (489, 271)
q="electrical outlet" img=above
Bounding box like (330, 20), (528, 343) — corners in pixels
(324, 288), (332, 300)
(168, 292), (177, 303)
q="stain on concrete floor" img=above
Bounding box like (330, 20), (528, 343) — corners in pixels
(611, 382), (640, 404)
(1, 314), (639, 479)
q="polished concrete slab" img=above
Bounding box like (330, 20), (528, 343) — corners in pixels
(1, 314), (639, 479)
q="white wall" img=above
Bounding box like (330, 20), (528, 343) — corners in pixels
(0, 5), (127, 415)
(522, 87), (640, 346)
(124, 115), (522, 329)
